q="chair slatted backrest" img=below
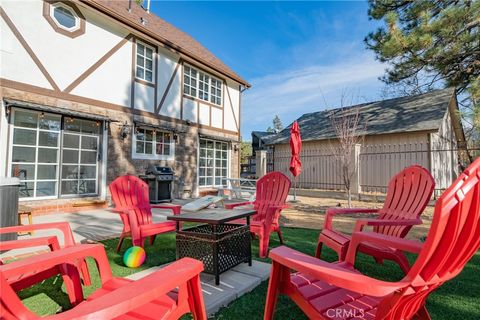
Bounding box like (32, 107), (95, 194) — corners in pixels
(377, 158), (480, 320)
(109, 175), (152, 226)
(253, 172), (291, 224)
(375, 165), (435, 237)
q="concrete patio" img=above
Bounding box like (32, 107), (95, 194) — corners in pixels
(2, 206), (271, 315)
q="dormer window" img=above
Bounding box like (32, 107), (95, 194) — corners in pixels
(43, 1), (85, 38)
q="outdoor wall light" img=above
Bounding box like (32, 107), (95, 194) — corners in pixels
(233, 144), (239, 152)
(120, 122), (130, 140)
(173, 134), (178, 143)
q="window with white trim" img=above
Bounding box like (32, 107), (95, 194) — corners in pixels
(183, 64), (222, 106)
(136, 41), (154, 82)
(50, 3), (80, 31)
(133, 127), (173, 159)
(199, 139), (228, 187)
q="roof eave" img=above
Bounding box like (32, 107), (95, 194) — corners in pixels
(78, 0), (250, 87)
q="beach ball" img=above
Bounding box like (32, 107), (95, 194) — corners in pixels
(123, 246), (146, 268)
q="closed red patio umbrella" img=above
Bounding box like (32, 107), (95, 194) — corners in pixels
(289, 121), (302, 201)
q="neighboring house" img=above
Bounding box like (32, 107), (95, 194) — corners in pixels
(251, 131), (276, 152)
(0, 0), (250, 205)
(264, 88), (468, 195)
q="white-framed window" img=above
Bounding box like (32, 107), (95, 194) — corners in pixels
(183, 65), (197, 97)
(132, 126), (174, 160)
(199, 139), (228, 187)
(136, 41), (154, 83)
(183, 64), (222, 106)
(50, 2), (81, 31)
(8, 109), (102, 200)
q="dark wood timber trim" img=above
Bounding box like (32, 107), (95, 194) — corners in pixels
(130, 37), (135, 108)
(1, 78), (239, 136)
(180, 62), (184, 119)
(182, 95), (222, 109)
(64, 34), (132, 93)
(224, 82), (239, 132)
(154, 51), (158, 109)
(157, 58), (181, 114)
(209, 106), (212, 126)
(1, 7), (60, 92)
(238, 84), (242, 138)
(78, 0), (250, 87)
(43, 1), (86, 39)
(134, 78), (155, 87)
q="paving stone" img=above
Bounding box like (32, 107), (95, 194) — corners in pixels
(125, 260), (271, 315)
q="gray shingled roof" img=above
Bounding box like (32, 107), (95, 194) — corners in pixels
(252, 131), (277, 139)
(265, 88), (455, 145)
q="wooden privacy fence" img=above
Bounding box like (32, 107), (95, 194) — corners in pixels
(268, 145), (478, 198)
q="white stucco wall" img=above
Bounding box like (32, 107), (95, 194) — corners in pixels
(0, 0), (243, 135)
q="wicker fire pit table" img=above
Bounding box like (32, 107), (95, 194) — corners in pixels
(167, 208), (256, 285)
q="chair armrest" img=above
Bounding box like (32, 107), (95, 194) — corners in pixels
(324, 208), (380, 229)
(47, 258), (204, 320)
(269, 246), (406, 297)
(225, 201), (254, 209)
(150, 204), (182, 215)
(0, 222), (76, 247)
(0, 244), (113, 284)
(354, 218), (422, 232)
(345, 232), (423, 266)
(0, 236), (60, 252)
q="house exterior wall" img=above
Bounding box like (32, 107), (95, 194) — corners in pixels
(0, 0), (242, 202)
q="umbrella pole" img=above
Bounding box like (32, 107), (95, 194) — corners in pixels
(291, 176), (298, 203)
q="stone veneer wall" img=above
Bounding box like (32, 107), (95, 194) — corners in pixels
(1, 86), (240, 203)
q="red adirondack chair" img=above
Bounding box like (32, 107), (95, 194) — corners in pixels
(0, 243), (207, 319)
(316, 165), (435, 273)
(264, 157), (480, 320)
(109, 175), (182, 252)
(225, 171), (291, 258)
(0, 222), (91, 305)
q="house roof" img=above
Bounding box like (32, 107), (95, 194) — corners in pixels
(252, 131), (276, 139)
(265, 88), (456, 145)
(82, 0), (250, 87)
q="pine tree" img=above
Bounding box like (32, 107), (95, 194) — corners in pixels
(272, 115), (283, 133)
(365, 0), (480, 143)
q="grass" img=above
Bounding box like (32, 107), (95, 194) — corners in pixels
(16, 227), (480, 319)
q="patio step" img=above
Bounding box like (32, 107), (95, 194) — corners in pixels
(126, 260), (271, 315)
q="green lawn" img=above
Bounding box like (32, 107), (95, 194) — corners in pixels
(17, 227), (480, 319)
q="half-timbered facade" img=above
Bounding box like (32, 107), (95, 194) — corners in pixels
(0, 0), (249, 204)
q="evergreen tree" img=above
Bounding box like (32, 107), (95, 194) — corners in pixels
(272, 115), (284, 133)
(365, 0), (480, 142)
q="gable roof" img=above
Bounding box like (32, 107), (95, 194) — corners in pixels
(252, 131), (276, 139)
(265, 88), (456, 145)
(82, 0), (250, 87)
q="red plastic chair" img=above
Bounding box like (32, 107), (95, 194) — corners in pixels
(109, 175), (182, 252)
(316, 165), (435, 273)
(225, 171), (291, 258)
(0, 222), (91, 305)
(264, 157), (480, 320)
(0, 243), (207, 319)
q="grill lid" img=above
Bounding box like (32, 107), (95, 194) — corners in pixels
(146, 165), (174, 175)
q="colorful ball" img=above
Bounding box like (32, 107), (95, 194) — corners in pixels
(123, 246), (146, 268)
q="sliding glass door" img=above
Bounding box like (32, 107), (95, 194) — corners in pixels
(9, 108), (102, 200)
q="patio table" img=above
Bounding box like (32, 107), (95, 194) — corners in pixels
(167, 208), (256, 285)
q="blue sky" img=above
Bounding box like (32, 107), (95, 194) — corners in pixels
(151, 1), (387, 140)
